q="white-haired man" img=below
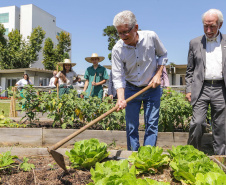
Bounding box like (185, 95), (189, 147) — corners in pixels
(186, 9), (226, 155)
(111, 10), (168, 151)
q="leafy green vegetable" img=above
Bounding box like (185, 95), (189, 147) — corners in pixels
(0, 151), (18, 170)
(19, 157), (35, 171)
(128, 145), (170, 174)
(88, 159), (170, 185)
(168, 145), (225, 184)
(66, 138), (110, 169)
(89, 159), (138, 185)
(89, 159), (136, 184)
(195, 172), (226, 185)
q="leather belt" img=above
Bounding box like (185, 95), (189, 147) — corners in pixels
(204, 80), (224, 85)
(126, 81), (147, 88)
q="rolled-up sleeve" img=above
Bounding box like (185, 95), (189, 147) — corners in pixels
(112, 48), (126, 89)
(154, 32), (168, 65)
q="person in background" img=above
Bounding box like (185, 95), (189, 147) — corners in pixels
(112, 10), (168, 151)
(75, 77), (84, 97)
(54, 59), (78, 96)
(16, 74), (32, 87)
(49, 70), (57, 87)
(81, 53), (109, 99)
(185, 9), (226, 155)
(15, 74), (33, 108)
(160, 66), (170, 96)
(108, 70), (117, 100)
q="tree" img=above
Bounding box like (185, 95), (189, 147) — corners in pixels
(103, 25), (120, 61)
(0, 24), (6, 46)
(42, 31), (71, 70)
(0, 25), (45, 69)
(27, 26), (46, 63)
(42, 38), (56, 70)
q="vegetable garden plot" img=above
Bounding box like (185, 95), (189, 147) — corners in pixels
(1, 139), (226, 185)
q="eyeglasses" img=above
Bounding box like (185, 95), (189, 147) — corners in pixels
(117, 25), (134, 36)
(203, 24), (218, 30)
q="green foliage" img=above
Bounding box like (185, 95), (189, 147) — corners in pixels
(128, 146), (170, 174)
(0, 113), (26, 128)
(0, 151), (18, 170)
(42, 38), (56, 70)
(65, 138), (110, 169)
(88, 158), (169, 185)
(0, 24), (7, 45)
(16, 86), (126, 129)
(0, 25), (45, 69)
(103, 25), (120, 61)
(18, 85), (41, 123)
(27, 26), (46, 63)
(195, 172), (226, 185)
(89, 159), (136, 184)
(42, 31), (71, 70)
(159, 88), (193, 132)
(19, 157), (35, 171)
(167, 145), (226, 184)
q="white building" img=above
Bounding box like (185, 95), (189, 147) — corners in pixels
(0, 4), (71, 96)
(0, 4), (71, 69)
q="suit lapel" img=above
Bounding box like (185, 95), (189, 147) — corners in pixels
(200, 35), (206, 67)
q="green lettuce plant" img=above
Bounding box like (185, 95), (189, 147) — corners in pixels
(168, 145), (225, 184)
(89, 159), (136, 184)
(195, 172), (226, 185)
(88, 159), (170, 185)
(0, 151), (18, 170)
(66, 138), (110, 169)
(128, 145), (170, 174)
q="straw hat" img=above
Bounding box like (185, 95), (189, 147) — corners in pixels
(58, 59), (76, 67)
(85, 53), (105, 63)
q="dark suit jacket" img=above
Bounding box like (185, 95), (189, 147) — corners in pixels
(185, 33), (226, 105)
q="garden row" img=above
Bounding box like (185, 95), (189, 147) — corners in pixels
(1, 138), (226, 185)
(6, 85), (211, 132)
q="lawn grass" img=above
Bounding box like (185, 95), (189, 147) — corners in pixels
(0, 101), (20, 117)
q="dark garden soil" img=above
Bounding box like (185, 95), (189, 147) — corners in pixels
(0, 155), (182, 185)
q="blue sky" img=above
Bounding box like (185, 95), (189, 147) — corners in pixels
(1, 0), (226, 74)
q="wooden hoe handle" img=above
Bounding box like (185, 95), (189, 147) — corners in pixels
(48, 84), (153, 152)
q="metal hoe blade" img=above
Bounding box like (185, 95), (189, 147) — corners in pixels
(49, 149), (68, 173)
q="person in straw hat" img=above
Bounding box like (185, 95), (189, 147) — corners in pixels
(81, 53), (109, 99)
(54, 59), (78, 96)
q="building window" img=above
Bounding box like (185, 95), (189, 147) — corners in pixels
(57, 32), (60, 36)
(4, 28), (9, 36)
(39, 78), (47, 86)
(180, 75), (185, 85)
(0, 13), (9, 23)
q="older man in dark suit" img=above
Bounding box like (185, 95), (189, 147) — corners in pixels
(186, 9), (226, 155)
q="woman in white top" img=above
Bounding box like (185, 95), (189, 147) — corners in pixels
(54, 59), (78, 96)
(16, 74), (32, 86)
(15, 74), (33, 103)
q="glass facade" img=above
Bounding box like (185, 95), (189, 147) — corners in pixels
(4, 28), (8, 35)
(0, 13), (9, 23)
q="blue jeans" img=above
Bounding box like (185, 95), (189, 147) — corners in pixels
(125, 83), (161, 151)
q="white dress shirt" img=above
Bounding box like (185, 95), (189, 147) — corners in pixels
(205, 34), (223, 80)
(112, 31), (168, 89)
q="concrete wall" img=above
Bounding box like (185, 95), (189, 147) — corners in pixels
(0, 5), (20, 34)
